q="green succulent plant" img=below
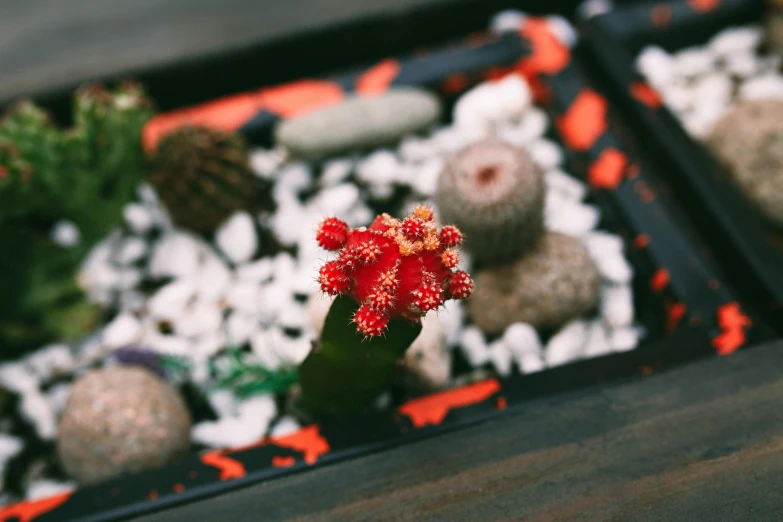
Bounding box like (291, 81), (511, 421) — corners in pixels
(0, 82), (154, 358)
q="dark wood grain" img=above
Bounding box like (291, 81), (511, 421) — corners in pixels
(130, 341), (783, 522)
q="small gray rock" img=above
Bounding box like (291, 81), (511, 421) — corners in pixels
(57, 366), (191, 484)
(275, 88), (441, 159)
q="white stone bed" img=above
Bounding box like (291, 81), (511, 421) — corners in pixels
(636, 25), (783, 140)
(0, 15), (640, 504)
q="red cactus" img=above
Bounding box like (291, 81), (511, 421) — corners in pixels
(316, 206), (473, 337)
(316, 217), (349, 251)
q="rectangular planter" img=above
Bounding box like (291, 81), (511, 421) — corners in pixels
(0, 2), (774, 521)
(581, 0), (783, 330)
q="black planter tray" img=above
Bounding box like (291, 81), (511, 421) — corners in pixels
(0, 6), (772, 522)
(581, 0), (783, 330)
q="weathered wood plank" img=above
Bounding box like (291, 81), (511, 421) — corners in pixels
(132, 341), (783, 521)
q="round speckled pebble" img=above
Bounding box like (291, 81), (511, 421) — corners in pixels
(57, 366), (192, 484)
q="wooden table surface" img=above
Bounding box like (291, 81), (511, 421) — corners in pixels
(3, 1), (782, 520)
(133, 339), (783, 521)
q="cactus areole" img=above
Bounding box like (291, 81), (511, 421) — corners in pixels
(297, 207), (473, 418)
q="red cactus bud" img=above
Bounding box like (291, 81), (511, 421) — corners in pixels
(357, 239), (382, 264)
(318, 261), (349, 295)
(401, 217), (425, 239)
(368, 289), (394, 311)
(448, 271), (473, 300)
(439, 225), (463, 247)
(317, 217), (349, 250)
(354, 304), (389, 337)
(412, 205), (434, 222)
(414, 282), (444, 313)
(316, 209), (471, 337)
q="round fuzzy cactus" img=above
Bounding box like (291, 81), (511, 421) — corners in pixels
(297, 206), (473, 417)
(466, 232), (600, 335)
(435, 139), (545, 266)
(150, 125), (268, 236)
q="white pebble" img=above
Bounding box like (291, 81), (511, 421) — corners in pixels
(250, 148), (285, 179)
(24, 344), (74, 380)
(216, 212), (258, 264)
(662, 83), (695, 113)
(102, 313), (143, 349)
(0, 363), (39, 393)
(192, 417), (267, 449)
(674, 47), (714, 80)
(208, 389), (238, 419)
(320, 158), (354, 186)
(578, 0), (613, 19)
(270, 416), (301, 437)
(116, 237), (147, 265)
(545, 201), (600, 237)
(487, 340), (513, 377)
(196, 255), (233, 303)
(311, 183), (360, 216)
(545, 169), (587, 202)
(739, 74), (783, 101)
(584, 231), (625, 257)
(142, 333), (192, 356)
(118, 290), (146, 312)
(0, 434), (23, 461)
(460, 326), (490, 367)
(174, 303), (223, 338)
(600, 284), (635, 328)
(694, 72), (733, 108)
(277, 301), (309, 331)
(225, 312), (257, 347)
(225, 281), (262, 317)
(367, 181), (395, 200)
(50, 220), (80, 248)
(277, 162), (312, 194)
(708, 26), (762, 57)
(250, 329), (284, 371)
(123, 203), (156, 234)
(683, 105), (725, 140)
(609, 325), (643, 352)
(403, 314), (450, 388)
(274, 335), (312, 367)
(345, 203), (375, 228)
(637, 46), (676, 89)
(583, 320), (613, 358)
(545, 320), (587, 368)
(722, 50), (759, 78)
(47, 383), (71, 414)
(590, 247), (634, 284)
(237, 395), (277, 430)
(490, 10), (526, 33)
(438, 299), (465, 346)
(236, 258), (274, 283)
(26, 480), (75, 502)
(454, 75), (531, 130)
(270, 200), (306, 247)
(147, 279), (196, 320)
(398, 136), (436, 163)
(356, 150), (400, 186)
(501, 322), (543, 367)
(409, 158), (442, 197)
(530, 139), (564, 169)
(137, 183), (160, 205)
(21, 391), (57, 439)
(547, 16), (577, 48)
(148, 232), (204, 279)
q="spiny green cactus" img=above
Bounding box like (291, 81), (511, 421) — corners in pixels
(0, 82), (154, 358)
(150, 125), (267, 236)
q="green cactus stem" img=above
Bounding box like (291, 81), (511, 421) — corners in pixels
(296, 206), (473, 418)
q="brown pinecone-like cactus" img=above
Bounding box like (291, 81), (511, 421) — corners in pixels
(150, 125), (264, 235)
(435, 139), (545, 266)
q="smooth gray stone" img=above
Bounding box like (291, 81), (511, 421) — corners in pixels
(275, 87), (441, 159)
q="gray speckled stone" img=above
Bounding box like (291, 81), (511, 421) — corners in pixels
(275, 88), (441, 159)
(57, 366), (191, 484)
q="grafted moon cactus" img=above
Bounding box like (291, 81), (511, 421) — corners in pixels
(297, 206), (473, 418)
